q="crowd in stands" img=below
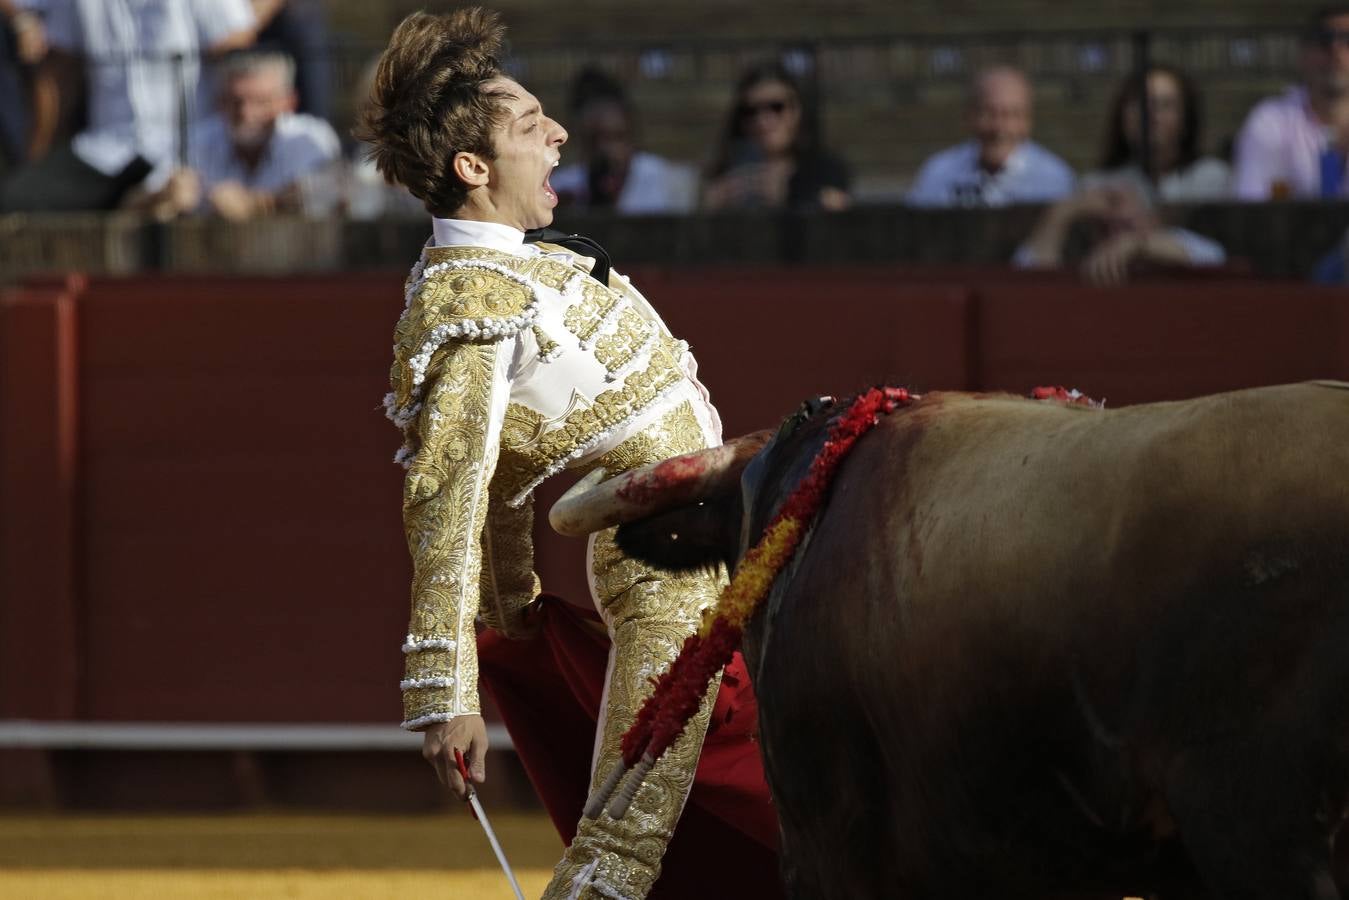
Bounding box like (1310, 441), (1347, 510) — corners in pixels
(4, 4), (1349, 281)
(0, 0), (335, 217)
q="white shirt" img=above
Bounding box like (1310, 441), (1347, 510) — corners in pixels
(187, 111), (340, 198)
(432, 217), (533, 255)
(44, 0), (255, 180)
(1232, 86), (1341, 200)
(550, 151), (698, 215)
(907, 139), (1076, 207)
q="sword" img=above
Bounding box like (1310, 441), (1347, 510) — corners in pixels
(455, 748), (527, 900)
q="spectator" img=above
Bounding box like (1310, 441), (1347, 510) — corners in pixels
(1090, 65), (1230, 202)
(703, 61), (851, 211)
(0, 0), (256, 213)
(907, 65), (1074, 208)
(550, 66), (697, 214)
(1233, 6), (1349, 200)
(344, 55), (424, 219)
(252, 0), (332, 119)
(131, 50), (340, 221)
(0, 0), (47, 172)
(1013, 173), (1226, 285)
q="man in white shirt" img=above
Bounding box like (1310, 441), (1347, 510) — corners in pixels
(1232, 6), (1349, 200)
(0, 0), (255, 212)
(137, 50), (340, 220)
(907, 65), (1076, 208)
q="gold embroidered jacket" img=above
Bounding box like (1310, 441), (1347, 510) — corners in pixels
(388, 241), (722, 729)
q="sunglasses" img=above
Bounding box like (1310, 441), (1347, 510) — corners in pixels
(737, 99), (793, 119)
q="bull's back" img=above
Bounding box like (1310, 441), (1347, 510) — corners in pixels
(838, 382), (1349, 639)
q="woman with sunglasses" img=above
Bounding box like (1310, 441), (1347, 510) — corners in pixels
(702, 61), (851, 211)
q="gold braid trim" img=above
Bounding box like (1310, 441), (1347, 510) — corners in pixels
(400, 341), (503, 726)
(391, 259), (535, 411)
(410, 247), (691, 506)
(543, 402), (726, 900)
(491, 335), (688, 505)
(564, 280), (622, 347)
(592, 401), (707, 476)
(594, 308), (655, 379)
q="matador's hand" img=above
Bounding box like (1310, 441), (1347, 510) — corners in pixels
(423, 714), (487, 800)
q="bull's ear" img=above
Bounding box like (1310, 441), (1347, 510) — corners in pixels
(614, 503), (734, 573)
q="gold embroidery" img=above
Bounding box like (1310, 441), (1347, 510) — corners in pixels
(400, 341), (503, 723)
(543, 524), (727, 899)
(501, 391), (588, 451)
(531, 324), (560, 360)
(478, 487), (539, 638)
(423, 244), (588, 294)
(564, 279), (622, 347)
(424, 246), (500, 264)
(411, 266), (533, 322)
(390, 257), (535, 410)
(500, 403), (544, 452)
(526, 251), (580, 291)
(421, 247), (633, 354)
(494, 337), (687, 502)
(594, 401), (707, 475)
(594, 308), (654, 378)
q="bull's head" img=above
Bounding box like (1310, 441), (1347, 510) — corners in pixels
(550, 397), (842, 573)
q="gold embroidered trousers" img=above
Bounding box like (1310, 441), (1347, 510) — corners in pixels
(542, 404), (728, 900)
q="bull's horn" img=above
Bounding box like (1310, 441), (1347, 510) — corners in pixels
(549, 430), (773, 537)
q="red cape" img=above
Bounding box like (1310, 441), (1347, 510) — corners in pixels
(479, 594), (784, 899)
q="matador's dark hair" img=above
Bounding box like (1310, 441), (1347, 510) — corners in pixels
(354, 7), (514, 217)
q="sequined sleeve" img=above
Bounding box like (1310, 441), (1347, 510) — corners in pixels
(399, 341), (508, 729)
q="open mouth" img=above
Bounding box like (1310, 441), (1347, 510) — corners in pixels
(543, 160), (559, 205)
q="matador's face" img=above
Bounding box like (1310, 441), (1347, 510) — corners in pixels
(479, 77), (569, 231)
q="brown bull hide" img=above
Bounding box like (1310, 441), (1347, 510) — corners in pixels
(733, 382), (1349, 899)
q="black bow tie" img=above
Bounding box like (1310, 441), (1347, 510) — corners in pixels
(523, 227), (611, 285)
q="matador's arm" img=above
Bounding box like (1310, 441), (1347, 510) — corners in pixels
(399, 340), (511, 728)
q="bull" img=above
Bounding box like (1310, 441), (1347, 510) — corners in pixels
(552, 381), (1349, 900)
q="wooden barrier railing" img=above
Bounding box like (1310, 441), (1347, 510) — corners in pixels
(3, 202), (1349, 280)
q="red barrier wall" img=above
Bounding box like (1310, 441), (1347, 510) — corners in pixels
(70, 274), (408, 723)
(3, 269), (1347, 731)
(1, 283), (81, 721)
(976, 281), (1349, 404)
(645, 269), (975, 435)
